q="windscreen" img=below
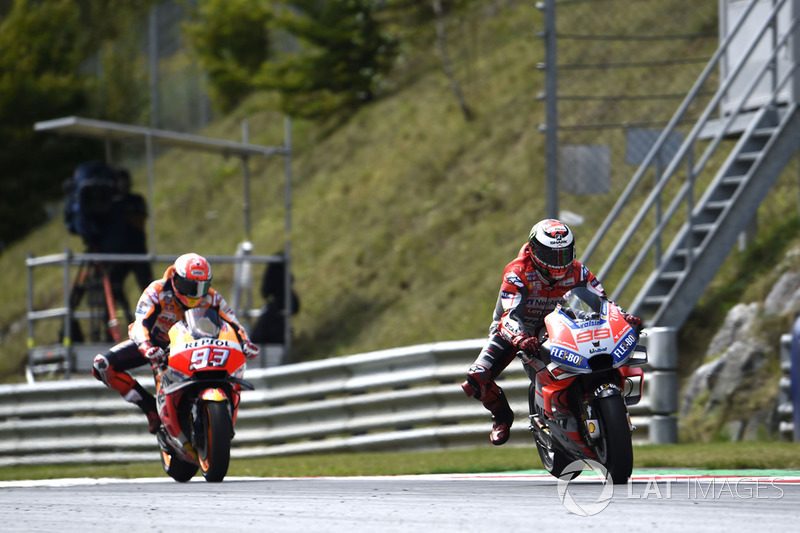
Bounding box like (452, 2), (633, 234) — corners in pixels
(563, 287), (603, 320)
(184, 307), (220, 338)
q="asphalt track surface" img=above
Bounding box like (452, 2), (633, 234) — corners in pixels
(2, 471), (799, 532)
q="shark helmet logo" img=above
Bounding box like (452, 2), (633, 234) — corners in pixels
(543, 220), (569, 243)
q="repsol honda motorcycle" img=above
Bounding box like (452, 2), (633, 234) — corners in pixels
(520, 287), (647, 484)
(153, 307), (253, 482)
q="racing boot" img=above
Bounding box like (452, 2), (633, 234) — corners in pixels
(128, 383), (161, 434)
(143, 409), (161, 435)
(488, 394), (514, 446)
(462, 364), (515, 445)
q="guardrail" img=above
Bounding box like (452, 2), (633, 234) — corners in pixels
(0, 329), (677, 467)
(779, 333), (795, 440)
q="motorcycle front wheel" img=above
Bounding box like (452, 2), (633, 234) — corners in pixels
(196, 401), (233, 482)
(594, 393), (633, 484)
(160, 448), (199, 482)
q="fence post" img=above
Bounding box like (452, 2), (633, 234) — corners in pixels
(778, 333), (794, 440)
(790, 317), (800, 441)
(643, 326), (678, 444)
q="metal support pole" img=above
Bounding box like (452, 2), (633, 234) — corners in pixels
(642, 327), (678, 444)
(242, 120), (252, 241)
(25, 253), (35, 377)
(64, 249), (73, 379)
(146, 133), (156, 256)
(654, 161), (663, 267)
(148, 6), (160, 129)
(283, 117), (293, 364)
(686, 148), (696, 269)
(791, 315), (800, 441)
(539, 0), (559, 219)
(793, 0), (800, 105)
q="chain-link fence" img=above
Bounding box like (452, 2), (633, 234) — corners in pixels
(542, 0), (800, 311)
(86, 0), (210, 135)
(551, 0), (721, 296)
(93, 0), (799, 308)
(149, 0), (213, 132)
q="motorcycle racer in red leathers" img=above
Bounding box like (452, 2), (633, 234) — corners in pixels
(461, 219), (643, 445)
(92, 253), (259, 433)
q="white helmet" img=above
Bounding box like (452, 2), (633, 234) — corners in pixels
(528, 219), (575, 282)
(172, 253), (212, 308)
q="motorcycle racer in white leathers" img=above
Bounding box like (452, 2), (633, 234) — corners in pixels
(92, 253), (259, 433)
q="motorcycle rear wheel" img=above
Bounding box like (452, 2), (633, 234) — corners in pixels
(594, 394), (633, 484)
(196, 401), (233, 482)
(536, 440), (579, 480)
(528, 383), (579, 480)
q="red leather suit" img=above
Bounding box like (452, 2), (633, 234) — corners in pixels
(492, 243), (605, 344)
(463, 243), (606, 422)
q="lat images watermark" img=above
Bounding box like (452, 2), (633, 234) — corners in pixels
(557, 460), (787, 517)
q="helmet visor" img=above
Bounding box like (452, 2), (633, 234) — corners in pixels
(533, 242), (574, 268)
(174, 275), (211, 299)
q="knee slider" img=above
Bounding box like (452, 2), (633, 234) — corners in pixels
(92, 354), (109, 383)
(462, 364), (492, 400)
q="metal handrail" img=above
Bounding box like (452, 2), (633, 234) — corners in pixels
(612, 10), (798, 301)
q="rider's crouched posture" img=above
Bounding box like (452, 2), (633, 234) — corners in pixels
(461, 219), (643, 445)
(92, 253), (259, 433)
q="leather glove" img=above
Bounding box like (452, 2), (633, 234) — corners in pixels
(511, 333), (540, 354)
(242, 340), (259, 360)
(624, 313), (644, 332)
(139, 341), (166, 368)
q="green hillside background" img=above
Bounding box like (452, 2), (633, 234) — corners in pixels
(1, 0), (799, 441)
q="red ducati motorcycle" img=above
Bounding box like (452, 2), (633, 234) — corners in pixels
(520, 287), (647, 484)
(153, 307), (253, 482)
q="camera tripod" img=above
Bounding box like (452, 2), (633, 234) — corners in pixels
(67, 260), (123, 343)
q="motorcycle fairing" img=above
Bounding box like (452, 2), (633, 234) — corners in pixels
(156, 307), (251, 470)
(543, 305), (639, 374)
(168, 321), (246, 376)
(619, 365), (644, 406)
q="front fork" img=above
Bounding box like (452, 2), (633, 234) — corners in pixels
(529, 375), (634, 453)
(580, 383), (635, 444)
(191, 388), (233, 450)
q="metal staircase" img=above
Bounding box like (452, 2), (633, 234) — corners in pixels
(631, 103), (800, 327)
(581, 0), (800, 329)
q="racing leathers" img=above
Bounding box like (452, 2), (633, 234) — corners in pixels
(461, 243), (606, 445)
(92, 265), (252, 433)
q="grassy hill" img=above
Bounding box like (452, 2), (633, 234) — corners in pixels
(1, 1), (799, 394)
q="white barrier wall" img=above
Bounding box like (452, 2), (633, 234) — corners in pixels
(0, 331), (677, 467)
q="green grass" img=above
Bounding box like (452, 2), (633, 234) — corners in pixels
(2, 442), (800, 482)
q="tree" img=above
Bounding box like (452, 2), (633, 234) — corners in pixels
(260, 0), (399, 118)
(183, 0), (274, 113)
(0, 0), (94, 249)
(0, 0), (154, 250)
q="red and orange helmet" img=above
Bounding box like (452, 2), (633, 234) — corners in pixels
(172, 253), (212, 308)
(528, 219), (575, 282)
